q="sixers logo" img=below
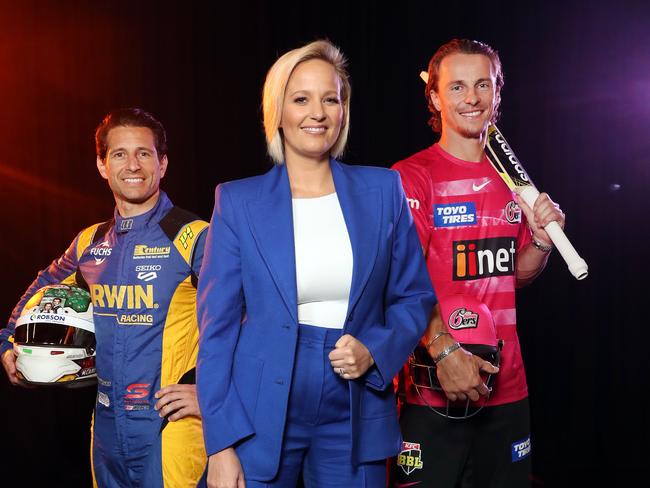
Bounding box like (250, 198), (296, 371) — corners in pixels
(505, 200), (522, 223)
(448, 307), (479, 330)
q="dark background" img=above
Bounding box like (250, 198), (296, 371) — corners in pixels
(1, 1), (648, 486)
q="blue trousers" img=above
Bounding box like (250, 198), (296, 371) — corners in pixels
(247, 324), (385, 488)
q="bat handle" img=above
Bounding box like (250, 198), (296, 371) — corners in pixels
(519, 187), (589, 281)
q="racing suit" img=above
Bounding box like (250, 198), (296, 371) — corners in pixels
(1, 191), (208, 487)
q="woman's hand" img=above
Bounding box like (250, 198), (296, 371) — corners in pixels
(328, 334), (375, 379)
(207, 447), (245, 488)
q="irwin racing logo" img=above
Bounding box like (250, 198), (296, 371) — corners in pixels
(434, 202), (476, 227)
(90, 240), (112, 265)
(89, 284), (156, 326)
(397, 441), (424, 475)
(453, 237), (516, 280)
(448, 307), (479, 330)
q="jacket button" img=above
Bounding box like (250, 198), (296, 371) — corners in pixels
(282, 324), (290, 329)
(275, 379), (285, 385)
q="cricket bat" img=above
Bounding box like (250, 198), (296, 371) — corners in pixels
(420, 70), (588, 280)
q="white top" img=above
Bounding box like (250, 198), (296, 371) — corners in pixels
(292, 193), (353, 329)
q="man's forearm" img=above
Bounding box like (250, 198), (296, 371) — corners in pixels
(516, 243), (551, 287)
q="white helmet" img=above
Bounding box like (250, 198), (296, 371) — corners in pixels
(13, 284), (96, 387)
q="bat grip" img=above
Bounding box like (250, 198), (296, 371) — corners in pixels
(519, 187), (588, 280)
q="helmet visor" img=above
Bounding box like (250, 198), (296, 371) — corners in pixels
(14, 323), (95, 349)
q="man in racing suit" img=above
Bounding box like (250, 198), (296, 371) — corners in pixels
(1, 108), (208, 487)
(391, 39), (566, 487)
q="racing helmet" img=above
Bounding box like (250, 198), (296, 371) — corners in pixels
(409, 294), (503, 419)
(12, 284), (96, 387)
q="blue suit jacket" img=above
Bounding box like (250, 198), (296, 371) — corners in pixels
(197, 160), (435, 481)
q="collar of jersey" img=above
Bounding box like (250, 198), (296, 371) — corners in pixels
(432, 143), (489, 169)
(113, 191), (173, 234)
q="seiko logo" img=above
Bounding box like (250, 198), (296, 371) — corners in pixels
(90, 241), (112, 265)
(448, 307), (479, 330)
(494, 133), (530, 183)
(135, 265), (162, 272)
(453, 237), (516, 280)
(137, 271), (157, 282)
(407, 198), (420, 210)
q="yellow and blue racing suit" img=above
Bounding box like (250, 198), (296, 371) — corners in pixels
(1, 192), (208, 487)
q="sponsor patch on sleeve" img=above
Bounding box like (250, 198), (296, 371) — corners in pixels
(434, 202), (477, 227)
(511, 436), (531, 462)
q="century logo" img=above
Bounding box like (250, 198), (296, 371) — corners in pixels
(133, 245), (170, 259)
(90, 240), (112, 265)
(494, 133), (530, 183)
(453, 237), (516, 280)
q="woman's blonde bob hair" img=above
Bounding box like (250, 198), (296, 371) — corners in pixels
(262, 39), (351, 164)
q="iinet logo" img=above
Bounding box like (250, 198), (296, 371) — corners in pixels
(453, 237), (516, 280)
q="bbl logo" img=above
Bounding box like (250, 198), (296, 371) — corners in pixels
(397, 441), (424, 475)
(504, 200), (522, 223)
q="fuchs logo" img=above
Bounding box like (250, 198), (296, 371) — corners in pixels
(434, 202), (476, 227)
(494, 132), (530, 183)
(448, 307), (479, 330)
(90, 240), (112, 265)
(397, 441), (424, 475)
(511, 436), (531, 462)
(505, 200), (522, 223)
(453, 237), (516, 280)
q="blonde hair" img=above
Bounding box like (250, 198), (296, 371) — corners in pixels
(262, 39), (351, 164)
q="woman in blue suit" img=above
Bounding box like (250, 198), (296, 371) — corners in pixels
(197, 39), (435, 488)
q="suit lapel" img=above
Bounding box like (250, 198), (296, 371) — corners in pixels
(331, 161), (381, 321)
(245, 165), (298, 323)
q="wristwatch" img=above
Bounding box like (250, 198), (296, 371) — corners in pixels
(532, 238), (553, 253)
